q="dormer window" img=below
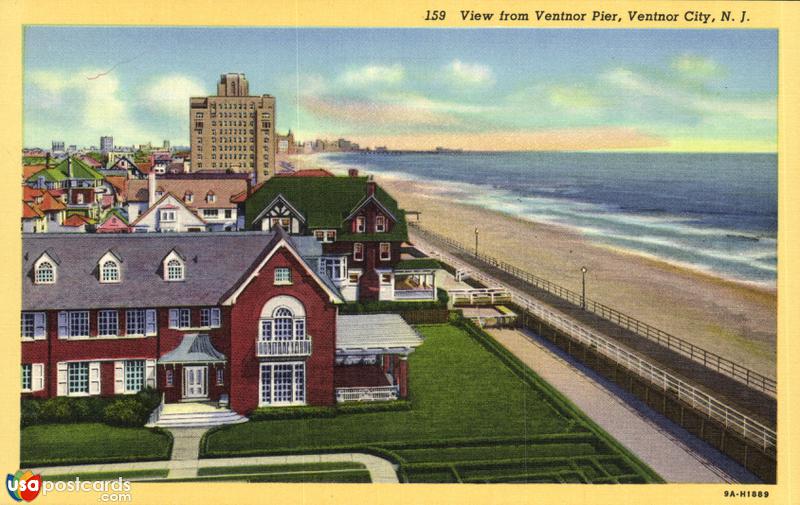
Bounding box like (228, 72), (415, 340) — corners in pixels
(98, 251), (122, 284)
(184, 192), (193, 203)
(101, 260), (120, 283)
(33, 252), (58, 285)
(355, 216), (365, 233)
(376, 215), (386, 232)
(206, 192), (216, 203)
(166, 259), (184, 281)
(163, 249), (186, 281)
(35, 261), (55, 284)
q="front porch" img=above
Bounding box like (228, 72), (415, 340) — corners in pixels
(335, 314), (423, 403)
(390, 258), (441, 301)
(158, 333), (227, 404)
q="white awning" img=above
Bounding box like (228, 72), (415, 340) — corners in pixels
(336, 314), (423, 355)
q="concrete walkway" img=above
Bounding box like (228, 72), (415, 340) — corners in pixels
(487, 327), (760, 483)
(31, 452), (399, 483)
(165, 428), (207, 478)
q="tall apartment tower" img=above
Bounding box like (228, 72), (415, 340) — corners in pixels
(190, 73), (276, 182)
(100, 136), (114, 153)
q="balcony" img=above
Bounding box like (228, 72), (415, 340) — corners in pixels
(335, 385), (399, 403)
(394, 288), (435, 301)
(256, 338), (312, 357)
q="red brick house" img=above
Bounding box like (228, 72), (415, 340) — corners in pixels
(21, 230), (422, 422)
(242, 174), (438, 303)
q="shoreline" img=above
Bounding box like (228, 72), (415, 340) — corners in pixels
(283, 153), (777, 377)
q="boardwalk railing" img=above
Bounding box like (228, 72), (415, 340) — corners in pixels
(409, 222), (776, 397)
(335, 386), (399, 403)
(422, 238), (776, 454)
(448, 288), (512, 305)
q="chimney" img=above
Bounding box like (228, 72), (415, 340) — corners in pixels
(67, 157), (73, 179)
(45, 152), (50, 169)
(348, 168), (359, 177)
(366, 175), (376, 196)
(148, 171), (157, 206)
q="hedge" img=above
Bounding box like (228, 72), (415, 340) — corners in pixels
(248, 400), (411, 421)
(338, 288), (449, 314)
(21, 387), (161, 427)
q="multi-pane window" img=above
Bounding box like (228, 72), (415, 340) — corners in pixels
(160, 210), (176, 222)
(124, 360), (145, 392)
(169, 308), (192, 329)
(68, 362), (89, 394)
(66, 311), (90, 338)
(101, 260), (120, 283)
(98, 310), (118, 337)
(379, 242), (391, 261)
(353, 243), (364, 262)
(35, 261), (55, 284)
(355, 216), (366, 233)
(216, 368), (224, 385)
(260, 362), (305, 406)
(259, 307), (306, 342)
(166, 259), (184, 281)
(21, 312), (46, 339)
(319, 257), (346, 281)
(200, 308), (221, 328)
(21, 364), (31, 391)
(166, 369), (174, 387)
(126, 309), (146, 335)
(203, 209), (219, 219)
(274, 268), (291, 284)
(376, 215), (386, 232)
(314, 230), (337, 243)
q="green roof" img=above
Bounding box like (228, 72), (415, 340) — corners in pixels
(395, 258), (441, 270)
(244, 176), (408, 241)
(26, 167), (67, 183)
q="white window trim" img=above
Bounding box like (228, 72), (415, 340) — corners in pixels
(125, 309), (157, 337)
(22, 364), (45, 393)
(114, 359), (156, 394)
(200, 308), (222, 328)
(58, 311), (90, 339)
(160, 209), (176, 222)
(259, 361), (306, 407)
(376, 215), (386, 232)
(163, 250), (185, 282)
(353, 243), (364, 262)
(98, 251), (122, 284)
(33, 254), (57, 285)
(21, 312), (47, 340)
(318, 257), (346, 281)
(379, 242), (391, 261)
(355, 216), (365, 233)
(58, 361), (100, 397)
(169, 308), (192, 329)
(258, 310), (307, 342)
(97, 309), (119, 337)
(274, 267), (292, 285)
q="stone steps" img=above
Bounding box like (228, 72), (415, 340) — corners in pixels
(147, 408), (248, 428)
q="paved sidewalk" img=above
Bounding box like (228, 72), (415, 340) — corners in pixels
(30, 452), (399, 483)
(487, 327), (760, 483)
(166, 428), (207, 478)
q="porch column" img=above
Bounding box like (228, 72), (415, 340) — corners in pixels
(397, 356), (408, 398)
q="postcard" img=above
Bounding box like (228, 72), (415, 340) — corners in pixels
(0, 1), (797, 504)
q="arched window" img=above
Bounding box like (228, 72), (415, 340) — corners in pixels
(167, 259), (184, 281)
(259, 296), (306, 342)
(101, 260), (120, 283)
(35, 261), (55, 284)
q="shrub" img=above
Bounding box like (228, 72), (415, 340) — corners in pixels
(39, 397), (75, 423)
(103, 398), (149, 427)
(135, 387), (161, 412)
(336, 400), (411, 415)
(20, 399), (42, 427)
(249, 406), (336, 421)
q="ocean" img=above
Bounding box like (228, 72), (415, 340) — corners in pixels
(313, 151), (777, 288)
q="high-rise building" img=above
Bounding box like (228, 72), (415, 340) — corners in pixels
(100, 136), (114, 153)
(51, 141), (64, 155)
(190, 73), (276, 182)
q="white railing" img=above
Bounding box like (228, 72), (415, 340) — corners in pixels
(394, 289), (435, 300)
(417, 236), (777, 454)
(336, 386), (399, 403)
(448, 288), (513, 305)
(256, 338), (312, 357)
(146, 392), (166, 427)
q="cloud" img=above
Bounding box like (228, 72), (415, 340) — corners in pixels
(671, 54), (723, 80)
(601, 67), (774, 121)
(444, 60), (495, 87)
(25, 67), (155, 145)
(301, 96), (461, 129)
(141, 74), (206, 116)
(339, 64), (405, 87)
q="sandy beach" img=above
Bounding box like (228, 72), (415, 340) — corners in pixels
(284, 154), (777, 378)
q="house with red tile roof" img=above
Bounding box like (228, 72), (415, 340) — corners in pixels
(96, 209), (131, 234)
(22, 187), (68, 232)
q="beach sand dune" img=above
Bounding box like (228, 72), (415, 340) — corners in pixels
(284, 154), (777, 378)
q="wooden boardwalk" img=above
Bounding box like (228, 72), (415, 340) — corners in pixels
(413, 229), (777, 428)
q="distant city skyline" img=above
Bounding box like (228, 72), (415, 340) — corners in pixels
(24, 27), (776, 152)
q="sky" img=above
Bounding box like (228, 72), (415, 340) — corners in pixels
(23, 27), (777, 152)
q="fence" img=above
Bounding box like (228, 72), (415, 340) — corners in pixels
(412, 227), (776, 454)
(409, 222), (776, 397)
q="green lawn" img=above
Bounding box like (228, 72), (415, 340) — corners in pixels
(197, 462), (365, 476)
(21, 424), (172, 467)
(204, 322), (661, 483)
(43, 469), (169, 481)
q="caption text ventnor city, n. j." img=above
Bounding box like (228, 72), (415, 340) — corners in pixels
(424, 9), (751, 25)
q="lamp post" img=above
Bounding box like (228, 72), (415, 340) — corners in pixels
(474, 228), (479, 257)
(580, 266), (588, 310)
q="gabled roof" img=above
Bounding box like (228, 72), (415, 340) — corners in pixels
(250, 194), (307, 225)
(22, 231), (339, 310)
(38, 192), (67, 212)
(63, 214), (93, 227)
(52, 157), (104, 180)
(126, 176), (246, 209)
(26, 167), (67, 183)
(22, 202), (44, 219)
(131, 192), (207, 226)
(243, 176), (404, 234)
